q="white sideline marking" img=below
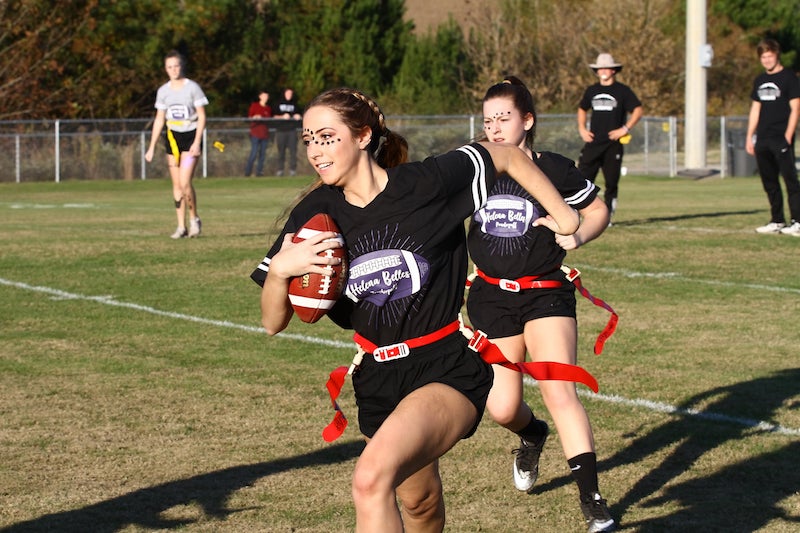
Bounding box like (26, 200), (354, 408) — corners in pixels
(523, 377), (800, 436)
(0, 277), (351, 349)
(7, 202), (98, 209)
(587, 265), (800, 295)
(2, 276), (798, 436)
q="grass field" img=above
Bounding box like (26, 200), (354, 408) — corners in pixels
(1, 174), (799, 532)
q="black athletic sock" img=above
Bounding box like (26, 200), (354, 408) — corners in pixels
(516, 414), (547, 445)
(568, 452), (599, 500)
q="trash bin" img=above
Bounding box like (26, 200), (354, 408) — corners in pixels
(727, 130), (758, 177)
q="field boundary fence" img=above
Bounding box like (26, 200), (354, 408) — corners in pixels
(0, 115), (759, 183)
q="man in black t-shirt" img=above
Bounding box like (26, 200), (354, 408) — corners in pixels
(274, 87), (303, 176)
(577, 53), (643, 224)
(745, 38), (800, 236)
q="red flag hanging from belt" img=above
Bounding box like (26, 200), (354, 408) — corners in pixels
(321, 319), (600, 442)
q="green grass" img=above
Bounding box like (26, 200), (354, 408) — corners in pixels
(1, 175), (799, 532)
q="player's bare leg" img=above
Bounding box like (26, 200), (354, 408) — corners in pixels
(168, 154), (187, 238)
(352, 383), (476, 532)
(179, 153), (201, 237)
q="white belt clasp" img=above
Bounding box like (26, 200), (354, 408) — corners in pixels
(499, 278), (521, 292)
(373, 342), (410, 362)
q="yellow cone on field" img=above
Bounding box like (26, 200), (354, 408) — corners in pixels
(213, 141), (225, 152)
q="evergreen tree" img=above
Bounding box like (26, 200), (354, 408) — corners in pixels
(386, 18), (475, 115)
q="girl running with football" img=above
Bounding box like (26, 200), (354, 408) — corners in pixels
(466, 77), (615, 533)
(251, 87), (580, 532)
(145, 50), (208, 239)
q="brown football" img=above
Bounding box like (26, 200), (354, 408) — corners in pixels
(288, 213), (348, 323)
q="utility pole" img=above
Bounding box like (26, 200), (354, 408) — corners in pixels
(683, 0), (714, 176)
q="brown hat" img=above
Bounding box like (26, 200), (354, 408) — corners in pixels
(589, 53), (623, 71)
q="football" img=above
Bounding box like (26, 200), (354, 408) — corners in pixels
(288, 213), (348, 323)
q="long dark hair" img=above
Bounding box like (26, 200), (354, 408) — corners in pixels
(483, 76), (537, 150)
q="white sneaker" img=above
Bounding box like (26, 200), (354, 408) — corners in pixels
(170, 227), (188, 239)
(188, 217), (202, 238)
(779, 221), (800, 236)
(755, 222), (785, 234)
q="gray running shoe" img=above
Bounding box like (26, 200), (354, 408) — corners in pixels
(580, 492), (616, 533)
(511, 420), (548, 493)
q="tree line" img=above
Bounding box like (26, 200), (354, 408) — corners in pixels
(1, 0), (799, 121)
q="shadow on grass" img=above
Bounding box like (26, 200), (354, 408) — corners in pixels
(613, 209), (762, 227)
(0, 439), (365, 533)
(533, 368), (800, 530)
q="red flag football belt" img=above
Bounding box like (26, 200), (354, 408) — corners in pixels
(321, 319), (600, 442)
(353, 320), (462, 363)
(474, 268), (562, 292)
(469, 265), (618, 355)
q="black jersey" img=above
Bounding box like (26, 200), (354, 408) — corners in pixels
(467, 151), (598, 278)
(252, 143), (497, 347)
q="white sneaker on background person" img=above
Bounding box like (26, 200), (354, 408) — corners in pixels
(188, 217), (202, 238)
(779, 221), (800, 236)
(755, 222), (785, 234)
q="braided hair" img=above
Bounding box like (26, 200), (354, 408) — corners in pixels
(306, 88), (408, 168)
(483, 76), (537, 150)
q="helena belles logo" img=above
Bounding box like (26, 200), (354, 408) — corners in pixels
(474, 193), (539, 238)
(345, 249), (430, 307)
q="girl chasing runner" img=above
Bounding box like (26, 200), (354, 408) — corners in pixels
(467, 77), (615, 533)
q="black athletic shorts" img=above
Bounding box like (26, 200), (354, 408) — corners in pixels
(466, 269), (577, 338)
(163, 129), (202, 155)
(352, 332), (493, 439)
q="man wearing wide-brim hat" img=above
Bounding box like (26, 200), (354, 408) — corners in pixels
(577, 53), (643, 225)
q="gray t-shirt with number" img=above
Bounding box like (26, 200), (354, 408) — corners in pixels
(154, 79), (209, 133)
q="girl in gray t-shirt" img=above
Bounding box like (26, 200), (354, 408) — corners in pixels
(145, 50), (209, 239)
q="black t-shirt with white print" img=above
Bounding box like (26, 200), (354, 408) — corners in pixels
(251, 143), (497, 347)
(751, 68), (800, 140)
(467, 151), (598, 279)
(579, 81), (641, 142)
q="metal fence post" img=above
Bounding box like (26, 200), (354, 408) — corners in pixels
(15, 134), (20, 183)
(55, 120), (60, 183)
(720, 116), (727, 178)
(644, 119), (649, 174)
(140, 131), (147, 180)
(669, 116), (678, 177)
(202, 129), (208, 178)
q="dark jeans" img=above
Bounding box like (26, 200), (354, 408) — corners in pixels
(245, 136), (269, 176)
(754, 136), (800, 224)
(275, 130), (298, 173)
(578, 141), (624, 211)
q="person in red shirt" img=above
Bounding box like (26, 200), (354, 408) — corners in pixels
(245, 90), (273, 176)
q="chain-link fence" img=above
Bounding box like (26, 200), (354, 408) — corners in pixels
(0, 115), (756, 183)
